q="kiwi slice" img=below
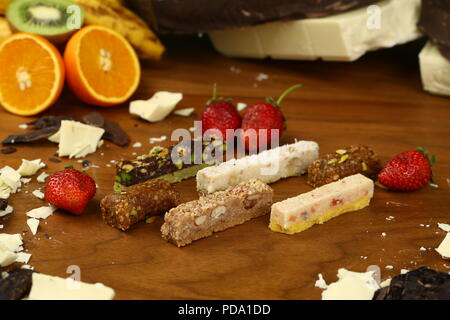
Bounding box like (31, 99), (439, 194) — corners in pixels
(6, 0), (84, 43)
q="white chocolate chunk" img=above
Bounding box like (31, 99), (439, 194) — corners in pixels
(173, 107), (194, 117)
(0, 243), (17, 267)
(27, 218), (40, 235)
(209, 0), (421, 62)
(36, 172), (49, 183)
(28, 273), (115, 300)
(55, 121), (105, 159)
(17, 159), (42, 176)
(419, 42), (450, 97)
(26, 206), (55, 219)
(130, 91), (183, 122)
(0, 205), (13, 217)
(0, 233), (23, 252)
(321, 269), (380, 300)
(197, 140), (319, 194)
(0, 166), (21, 193)
(16, 252), (31, 264)
(436, 233), (450, 259)
(438, 223), (450, 233)
(32, 189), (45, 200)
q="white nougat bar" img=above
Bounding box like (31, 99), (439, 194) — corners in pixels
(270, 174), (374, 234)
(196, 140), (319, 194)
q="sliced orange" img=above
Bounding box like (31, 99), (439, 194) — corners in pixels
(0, 33), (64, 116)
(64, 25), (141, 107)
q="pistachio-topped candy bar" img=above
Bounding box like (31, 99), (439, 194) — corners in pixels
(115, 138), (226, 189)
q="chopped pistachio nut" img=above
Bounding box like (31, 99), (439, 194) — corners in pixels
(338, 154), (349, 163)
(146, 216), (158, 224)
(327, 158), (338, 165)
(362, 162), (368, 171)
(336, 149), (347, 155)
(122, 164), (134, 173)
(149, 146), (164, 156)
(174, 160), (183, 169)
(119, 172), (132, 183)
(129, 209), (138, 216)
(113, 183), (123, 194)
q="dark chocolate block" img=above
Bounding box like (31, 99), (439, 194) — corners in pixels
(115, 138), (226, 188)
(0, 269), (33, 300)
(82, 112), (130, 147)
(126, 0), (379, 34)
(418, 0), (450, 61)
(374, 267), (450, 300)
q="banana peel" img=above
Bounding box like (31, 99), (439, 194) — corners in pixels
(73, 0), (164, 60)
(0, 16), (12, 41)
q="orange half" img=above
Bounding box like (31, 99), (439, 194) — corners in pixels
(64, 25), (141, 107)
(0, 33), (64, 116)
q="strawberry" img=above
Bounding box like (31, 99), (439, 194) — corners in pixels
(45, 168), (97, 215)
(200, 85), (241, 141)
(241, 84), (302, 151)
(377, 147), (436, 191)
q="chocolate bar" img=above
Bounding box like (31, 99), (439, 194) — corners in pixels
(81, 112), (130, 147)
(115, 138), (225, 189)
(127, 0), (379, 34)
(161, 179), (273, 247)
(374, 267), (450, 300)
(307, 145), (381, 188)
(419, 0), (450, 61)
(100, 179), (180, 231)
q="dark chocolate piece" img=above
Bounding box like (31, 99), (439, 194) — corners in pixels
(48, 158), (62, 163)
(27, 115), (74, 129)
(0, 147), (16, 154)
(0, 198), (7, 211)
(374, 267), (450, 300)
(127, 0), (379, 34)
(2, 126), (59, 145)
(307, 145), (382, 188)
(0, 269), (33, 300)
(418, 0), (450, 61)
(116, 138), (225, 187)
(82, 112), (130, 146)
(82, 160), (91, 167)
(0, 198), (8, 211)
(101, 179), (181, 231)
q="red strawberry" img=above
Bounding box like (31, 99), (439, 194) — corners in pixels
(377, 147), (436, 191)
(45, 168), (97, 215)
(241, 84), (302, 151)
(200, 85), (241, 141)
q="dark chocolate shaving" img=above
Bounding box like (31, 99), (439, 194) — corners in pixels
(418, 0), (450, 61)
(0, 147), (16, 154)
(127, 0), (379, 34)
(373, 267), (450, 300)
(82, 112), (130, 147)
(49, 158), (62, 163)
(0, 269), (33, 300)
(2, 126), (59, 145)
(0, 198), (7, 211)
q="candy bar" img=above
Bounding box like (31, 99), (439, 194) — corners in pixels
(270, 174), (374, 234)
(307, 145), (381, 188)
(115, 138), (225, 189)
(161, 179), (273, 247)
(196, 140), (319, 194)
(101, 179), (181, 231)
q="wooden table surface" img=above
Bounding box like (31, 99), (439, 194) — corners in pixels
(1, 37), (450, 300)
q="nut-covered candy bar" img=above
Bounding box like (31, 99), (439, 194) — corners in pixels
(307, 144), (381, 188)
(101, 179), (181, 231)
(161, 179), (273, 247)
(115, 138), (226, 189)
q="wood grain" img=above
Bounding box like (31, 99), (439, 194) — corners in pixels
(1, 37), (450, 299)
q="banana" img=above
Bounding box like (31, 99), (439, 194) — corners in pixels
(73, 0), (164, 60)
(0, 16), (12, 41)
(0, 0), (12, 15)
